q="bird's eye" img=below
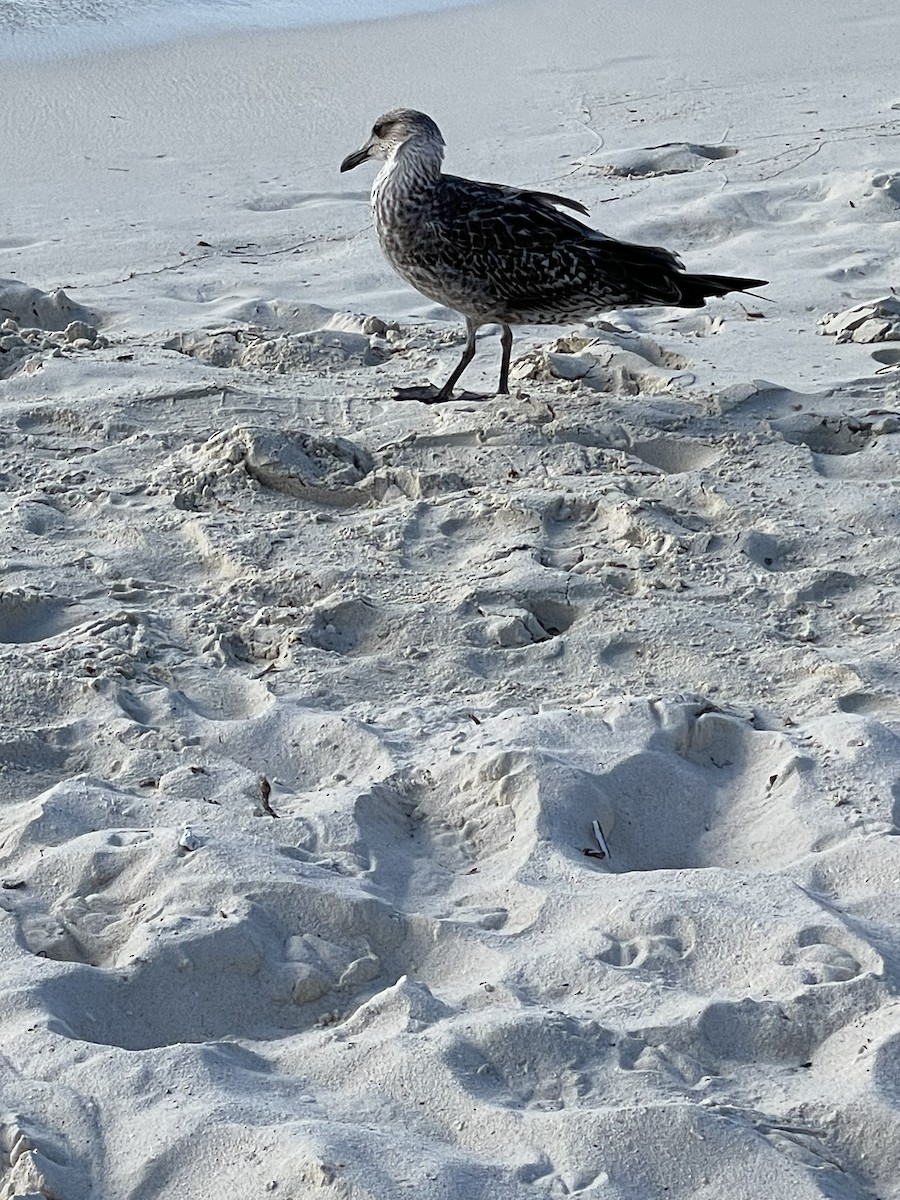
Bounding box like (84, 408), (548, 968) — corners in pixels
(372, 121), (388, 138)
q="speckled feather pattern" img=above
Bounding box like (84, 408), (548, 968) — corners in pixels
(365, 112), (760, 326)
(375, 168), (687, 323)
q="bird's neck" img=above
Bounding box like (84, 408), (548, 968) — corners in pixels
(372, 140), (443, 218)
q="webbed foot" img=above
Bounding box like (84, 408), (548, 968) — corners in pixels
(393, 385), (491, 404)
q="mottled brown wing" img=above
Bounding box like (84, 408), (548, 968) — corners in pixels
(485, 181), (591, 217)
(435, 176), (686, 311)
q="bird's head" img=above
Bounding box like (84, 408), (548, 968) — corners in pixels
(340, 109), (445, 172)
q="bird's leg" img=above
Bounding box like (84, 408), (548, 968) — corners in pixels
(497, 324), (513, 394)
(395, 317), (489, 404)
(432, 318), (479, 398)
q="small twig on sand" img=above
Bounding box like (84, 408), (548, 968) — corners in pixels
(258, 775), (279, 818)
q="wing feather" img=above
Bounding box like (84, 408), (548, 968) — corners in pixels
(432, 176), (686, 312)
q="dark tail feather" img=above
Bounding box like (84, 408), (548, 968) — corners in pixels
(678, 271), (767, 307)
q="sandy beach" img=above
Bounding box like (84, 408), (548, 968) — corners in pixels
(1, 1), (900, 1196)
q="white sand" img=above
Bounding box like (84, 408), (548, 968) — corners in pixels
(2, 1), (900, 1196)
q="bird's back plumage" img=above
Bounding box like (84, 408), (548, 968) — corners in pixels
(378, 169), (762, 325)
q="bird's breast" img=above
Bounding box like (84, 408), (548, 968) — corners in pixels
(372, 184), (447, 289)
(369, 163), (501, 316)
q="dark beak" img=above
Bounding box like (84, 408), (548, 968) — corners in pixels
(340, 145), (370, 173)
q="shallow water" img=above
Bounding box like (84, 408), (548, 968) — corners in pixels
(0, 0), (479, 61)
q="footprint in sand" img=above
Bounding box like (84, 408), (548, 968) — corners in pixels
(0, 592), (95, 645)
(871, 346), (900, 368)
(519, 329), (692, 396)
(772, 410), (900, 480)
(584, 708), (829, 873)
(173, 668), (273, 722)
(735, 529), (785, 570)
(165, 326), (388, 371)
(444, 1013), (609, 1111)
(779, 927), (867, 986)
(773, 413), (880, 456)
(301, 594), (382, 655)
(594, 142), (738, 178)
(594, 927), (692, 973)
(36, 881), (391, 1050)
(838, 691), (900, 725)
(166, 426), (376, 510)
(467, 590), (576, 649)
(628, 435), (722, 475)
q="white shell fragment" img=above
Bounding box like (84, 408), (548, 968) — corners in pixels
(178, 824), (202, 852)
(592, 820), (611, 859)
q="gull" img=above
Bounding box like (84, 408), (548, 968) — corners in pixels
(341, 108), (766, 403)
